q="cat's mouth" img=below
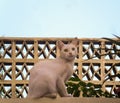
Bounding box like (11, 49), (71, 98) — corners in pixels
(68, 55), (75, 58)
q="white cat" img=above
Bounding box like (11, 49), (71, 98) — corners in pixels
(27, 38), (79, 98)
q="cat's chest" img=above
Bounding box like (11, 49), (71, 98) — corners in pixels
(67, 64), (73, 73)
(62, 63), (73, 76)
(60, 63), (73, 82)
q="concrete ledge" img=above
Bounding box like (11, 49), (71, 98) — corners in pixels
(1, 98), (120, 103)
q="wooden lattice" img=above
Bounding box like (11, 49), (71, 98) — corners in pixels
(0, 37), (120, 98)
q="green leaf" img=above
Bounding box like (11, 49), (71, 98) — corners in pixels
(102, 37), (120, 46)
(112, 34), (120, 39)
(86, 82), (94, 87)
(94, 85), (101, 88)
(69, 76), (80, 81)
(79, 81), (86, 87)
(73, 90), (80, 97)
(67, 87), (74, 94)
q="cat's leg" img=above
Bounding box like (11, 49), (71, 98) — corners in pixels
(27, 81), (48, 98)
(44, 82), (57, 98)
(27, 91), (46, 99)
(56, 77), (71, 97)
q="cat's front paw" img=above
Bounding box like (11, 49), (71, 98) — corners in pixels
(66, 94), (73, 97)
(45, 93), (57, 98)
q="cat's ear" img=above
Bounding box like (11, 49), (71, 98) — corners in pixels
(57, 40), (64, 50)
(71, 37), (79, 46)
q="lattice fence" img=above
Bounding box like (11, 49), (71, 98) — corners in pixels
(0, 37), (120, 98)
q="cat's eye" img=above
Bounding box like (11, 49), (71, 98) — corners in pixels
(64, 49), (68, 52)
(72, 48), (75, 51)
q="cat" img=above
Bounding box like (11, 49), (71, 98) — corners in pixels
(27, 38), (79, 98)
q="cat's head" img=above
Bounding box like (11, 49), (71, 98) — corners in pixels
(57, 38), (79, 61)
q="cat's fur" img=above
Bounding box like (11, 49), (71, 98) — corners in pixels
(27, 38), (79, 98)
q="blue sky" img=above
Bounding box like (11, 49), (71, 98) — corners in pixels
(0, 0), (120, 38)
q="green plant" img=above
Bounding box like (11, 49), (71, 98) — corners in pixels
(66, 34), (120, 98)
(66, 73), (114, 97)
(102, 34), (120, 57)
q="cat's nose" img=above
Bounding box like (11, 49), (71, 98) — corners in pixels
(69, 52), (72, 55)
